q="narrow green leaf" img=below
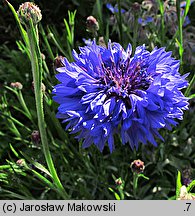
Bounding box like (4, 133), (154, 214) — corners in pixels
(0, 165), (11, 170)
(30, 169), (53, 188)
(114, 192), (121, 200)
(187, 180), (195, 192)
(9, 144), (19, 158)
(189, 94), (195, 99)
(176, 170), (182, 199)
(108, 187), (114, 193)
(182, 0), (191, 22)
(6, 1), (29, 49)
(185, 73), (195, 97)
(169, 195), (176, 200)
(40, 25), (55, 60)
(0, 189), (32, 200)
(20, 151), (52, 178)
(64, 18), (71, 36)
(138, 174), (150, 180)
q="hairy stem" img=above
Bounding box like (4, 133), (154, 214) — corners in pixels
(133, 173), (138, 198)
(27, 20), (68, 199)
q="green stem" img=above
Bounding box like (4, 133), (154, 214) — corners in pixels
(133, 173), (138, 198)
(29, 168), (67, 199)
(176, 0), (184, 73)
(42, 59), (52, 82)
(27, 20), (68, 199)
(187, 180), (195, 192)
(18, 90), (33, 121)
(96, 0), (103, 36)
(185, 73), (195, 97)
(68, 44), (73, 60)
(157, 0), (165, 45)
(8, 116), (21, 137)
(0, 165), (12, 170)
(68, 10), (76, 49)
(132, 16), (139, 54)
(117, 0), (123, 46)
(40, 25), (55, 60)
(118, 189), (124, 200)
(48, 28), (66, 56)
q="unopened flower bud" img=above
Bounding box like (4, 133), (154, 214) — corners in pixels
(10, 82), (23, 90)
(115, 177), (123, 186)
(31, 130), (41, 144)
(177, 185), (195, 200)
(16, 159), (27, 167)
(54, 56), (65, 69)
(130, 159), (145, 174)
(182, 168), (192, 186)
(132, 2), (141, 14)
(86, 16), (99, 34)
(17, 2), (42, 26)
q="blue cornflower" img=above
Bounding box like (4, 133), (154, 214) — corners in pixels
(180, 0), (195, 8)
(183, 15), (191, 27)
(106, 3), (126, 14)
(53, 41), (188, 152)
(138, 16), (153, 26)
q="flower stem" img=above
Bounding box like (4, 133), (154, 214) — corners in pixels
(133, 173), (138, 198)
(18, 90), (33, 121)
(40, 25), (55, 60)
(132, 16), (138, 54)
(118, 189), (124, 200)
(185, 73), (195, 97)
(96, 0), (103, 36)
(47, 27), (67, 56)
(176, 0), (184, 73)
(27, 20), (68, 199)
(157, 0), (165, 45)
(117, 0), (123, 46)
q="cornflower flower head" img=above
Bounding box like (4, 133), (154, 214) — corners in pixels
(138, 16), (153, 26)
(106, 3), (126, 14)
(17, 2), (42, 26)
(53, 41), (188, 152)
(182, 168), (192, 186)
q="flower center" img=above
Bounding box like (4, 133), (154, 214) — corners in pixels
(100, 57), (153, 102)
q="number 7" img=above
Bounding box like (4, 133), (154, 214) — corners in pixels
(186, 203), (191, 211)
